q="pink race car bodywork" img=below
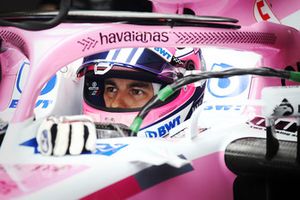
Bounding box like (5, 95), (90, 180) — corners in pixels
(1, 21), (298, 123)
(0, 0), (300, 199)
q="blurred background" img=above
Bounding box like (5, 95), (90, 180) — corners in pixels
(0, 0), (152, 13)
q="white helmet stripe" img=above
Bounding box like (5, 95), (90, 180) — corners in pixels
(106, 49), (118, 60)
(129, 48), (145, 65)
(115, 48), (133, 63)
(105, 48), (146, 65)
(111, 49), (121, 60)
(125, 48), (138, 63)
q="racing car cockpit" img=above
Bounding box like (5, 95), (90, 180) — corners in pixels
(0, 0), (300, 199)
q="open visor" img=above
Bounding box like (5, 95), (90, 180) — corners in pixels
(77, 48), (186, 83)
(82, 70), (180, 112)
(83, 71), (151, 111)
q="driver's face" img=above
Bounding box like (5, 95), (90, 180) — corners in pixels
(103, 78), (154, 109)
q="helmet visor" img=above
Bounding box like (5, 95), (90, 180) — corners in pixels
(77, 48), (185, 83)
(83, 73), (157, 111)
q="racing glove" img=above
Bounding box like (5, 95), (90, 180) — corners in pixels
(36, 115), (96, 156)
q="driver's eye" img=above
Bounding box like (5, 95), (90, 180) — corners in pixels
(130, 89), (144, 95)
(105, 86), (117, 93)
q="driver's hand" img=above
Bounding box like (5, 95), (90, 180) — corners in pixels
(36, 115), (96, 156)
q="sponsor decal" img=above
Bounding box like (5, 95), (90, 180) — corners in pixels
(145, 116), (181, 138)
(78, 32), (169, 51)
(254, 0), (280, 23)
(173, 31), (276, 45)
(262, 86), (300, 118)
(9, 99), (52, 109)
(16, 63), (56, 95)
(9, 62), (56, 109)
(204, 105), (242, 111)
(88, 81), (100, 96)
(247, 116), (298, 137)
(99, 31), (169, 45)
(77, 37), (98, 51)
(20, 138), (41, 154)
(39, 129), (50, 154)
(0, 164), (87, 199)
(272, 98), (294, 117)
(207, 63), (250, 98)
(151, 47), (172, 61)
(20, 138), (127, 156)
(94, 143), (128, 156)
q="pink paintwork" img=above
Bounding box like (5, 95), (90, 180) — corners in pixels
(1, 21), (298, 122)
(82, 152), (236, 200)
(0, 0), (298, 122)
(151, 0), (300, 27)
(0, 1), (299, 199)
(0, 48), (25, 111)
(129, 152), (235, 200)
(0, 164), (88, 199)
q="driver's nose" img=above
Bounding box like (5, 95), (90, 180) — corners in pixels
(110, 92), (128, 108)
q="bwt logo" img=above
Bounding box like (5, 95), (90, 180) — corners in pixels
(145, 116), (180, 138)
(9, 62), (57, 109)
(204, 105), (242, 111)
(152, 47), (172, 62)
(9, 99), (53, 109)
(207, 63), (250, 98)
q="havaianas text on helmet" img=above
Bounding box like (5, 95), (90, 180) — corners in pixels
(99, 31), (169, 44)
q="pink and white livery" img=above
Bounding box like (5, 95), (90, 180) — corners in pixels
(77, 47), (206, 137)
(0, 0), (300, 199)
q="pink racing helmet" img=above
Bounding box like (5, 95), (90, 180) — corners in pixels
(77, 47), (206, 137)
